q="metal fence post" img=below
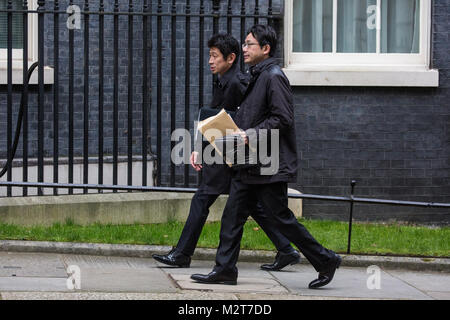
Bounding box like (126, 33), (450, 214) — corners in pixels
(6, 0), (13, 197)
(37, 0), (45, 196)
(347, 180), (356, 254)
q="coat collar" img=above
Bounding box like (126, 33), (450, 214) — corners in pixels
(249, 57), (277, 78)
(217, 63), (238, 88)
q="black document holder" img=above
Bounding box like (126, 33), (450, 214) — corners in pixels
(197, 107), (258, 169)
(214, 135), (259, 170)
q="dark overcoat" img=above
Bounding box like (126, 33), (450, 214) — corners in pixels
(198, 64), (249, 194)
(234, 57), (298, 184)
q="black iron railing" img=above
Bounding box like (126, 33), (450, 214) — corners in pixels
(0, 0), (282, 196)
(0, 179), (449, 254)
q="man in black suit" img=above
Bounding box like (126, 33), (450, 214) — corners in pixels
(191, 26), (341, 289)
(153, 34), (300, 271)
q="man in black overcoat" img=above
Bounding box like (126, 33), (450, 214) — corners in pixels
(191, 26), (342, 289)
(153, 34), (300, 271)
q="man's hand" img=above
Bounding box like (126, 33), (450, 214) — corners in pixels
(234, 129), (248, 144)
(190, 151), (202, 171)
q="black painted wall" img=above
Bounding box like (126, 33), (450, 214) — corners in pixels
(0, 0), (448, 224)
(291, 1), (449, 224)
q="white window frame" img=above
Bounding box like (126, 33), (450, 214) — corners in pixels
(0, 0), (53, 84)
(283, 0), (439, 87)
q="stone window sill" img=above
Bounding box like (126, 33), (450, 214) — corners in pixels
(283, 66), (439, 87)
(0, 67), (54, 85)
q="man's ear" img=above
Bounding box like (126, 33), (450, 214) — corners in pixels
(227, 53), (237, 65)
(262, 44), (271, 57)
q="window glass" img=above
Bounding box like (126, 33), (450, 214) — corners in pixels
(292, 0), (421, 54)
(381, 0), (420, 53)
(0, 0), (24, 49)
(293, 0), (333, 52)
(337, 0), (377, 53)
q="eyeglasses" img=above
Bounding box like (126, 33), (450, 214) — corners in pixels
(242, 42), (259, 49)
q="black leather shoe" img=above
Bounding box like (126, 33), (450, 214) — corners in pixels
(260, 250), (301, 271)
(308, 254), (342, 289)
(152, 248), (191, 268)
(191, 270), (238, 285)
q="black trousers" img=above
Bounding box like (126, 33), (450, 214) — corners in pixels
(176, 188), (293, 257)
(214, 178), (336, 275)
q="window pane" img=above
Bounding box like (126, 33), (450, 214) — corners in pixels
(0, 0), (24, 49)
(381, 0), (420, 53)
(293, 0), (333, 53)
(337, 0), (377, 53)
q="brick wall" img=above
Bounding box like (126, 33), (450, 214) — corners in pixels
(291, 0), (449, 224)
(0, 0), (448, 224)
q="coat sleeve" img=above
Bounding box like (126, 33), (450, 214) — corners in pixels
(223, 76), (247, 111)
(246, 73), (294, 139)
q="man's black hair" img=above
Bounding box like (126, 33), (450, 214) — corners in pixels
(247, 24), (277, 57)
(208, 33), (240, 65)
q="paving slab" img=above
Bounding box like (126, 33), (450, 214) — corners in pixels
(386, 270), (450, 293)
(425, 291), (450, 300)
(70, 267), (177, 293)
(235, 293), (363, 300)
(0, 252), (67, 277)
(61, 254), (156, 270)
(170, 274), (289, 294)
(0, 291), (367, 300)
(0, 291), (239, 300)
(270, 264), (434, 300)
(61, 254), (176, 293)
(0, 277), (69, 292)
(162, 261), (277, 280)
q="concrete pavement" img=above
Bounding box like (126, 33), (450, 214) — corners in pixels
(1, 240), (449, 272)
(0, 251), (449, 300)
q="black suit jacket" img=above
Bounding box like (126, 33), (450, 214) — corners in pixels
(197, 64), (249, 194)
